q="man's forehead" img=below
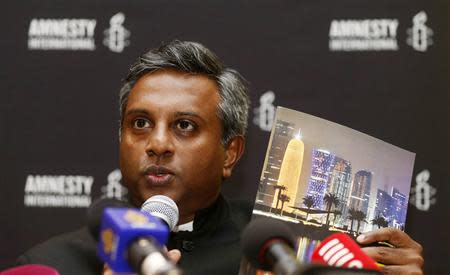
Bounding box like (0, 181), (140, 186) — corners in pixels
(125, 70), (220, 118)
(135, 69), (217, 89)
(131, 70), (218, 95)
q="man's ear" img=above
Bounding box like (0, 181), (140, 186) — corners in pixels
(222, 136), (245, 179)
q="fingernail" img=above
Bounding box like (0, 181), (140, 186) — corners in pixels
(356, 234), (366, 242)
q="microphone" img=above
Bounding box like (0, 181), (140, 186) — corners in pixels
(241, 217), (302, 275)
(87, 197), (132, 241)
(0, 264), (59, 275)
(87, 196), (181, 275)
(240, 218), (382, 275)
(141, 195), (179, 230)
(311, 233), (380, 271)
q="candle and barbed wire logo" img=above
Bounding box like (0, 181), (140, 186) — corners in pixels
(103, 12), (130, 53)
(410, 169), (436, 211)
(407, 11), (433, 52)
(253, 90), (276, 132)
(101, 169), (128, 200)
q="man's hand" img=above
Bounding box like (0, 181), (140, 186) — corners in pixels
(165, 248), (182, 263)
(102, 248), (181, 275)
(356, 228), (423, 275)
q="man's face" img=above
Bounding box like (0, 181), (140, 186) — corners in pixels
(119, 69), (240, 224)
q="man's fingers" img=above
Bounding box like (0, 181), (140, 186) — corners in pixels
(361, 246), (402, 265)
(382, 264), (424, 275)
(102, 249), (181, 274)
(102, 264), (113, 275)
(357, 229), (423, 275)
(361, 246), (424, 267)
(356, 228), (422, 250)
(167, 249), (181, 263)
(162, 246), (181, 264)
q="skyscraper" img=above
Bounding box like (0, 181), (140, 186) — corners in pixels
(349, 170), (372, 215)
(374, 189), (396, 226)
(391, 188), (407, 229)
(327, 157), (352, 226)
(306, 149), (335, 209)
(328, 158), (352, 207)
(257, 120), (295, 205)
(271, 131), (305, 210)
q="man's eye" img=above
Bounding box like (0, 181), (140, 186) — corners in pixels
(133, 118), (150, 129)
(176, 120), (195, 131)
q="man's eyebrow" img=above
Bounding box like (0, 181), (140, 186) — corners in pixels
(125, 108), (149, 116)
(125, 110), (202, 119)
(174, 111), (201, 118)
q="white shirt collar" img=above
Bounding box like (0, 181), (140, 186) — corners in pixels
(172, 220), (194, 232)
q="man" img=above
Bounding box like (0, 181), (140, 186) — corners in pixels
(116, 40), (250, 274)
(18, 40), (423, 275)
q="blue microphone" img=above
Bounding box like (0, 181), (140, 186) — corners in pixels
(93, 196), (181, 275)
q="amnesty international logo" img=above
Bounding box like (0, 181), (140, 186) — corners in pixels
(28, 18), (96, 51)
(101, 169), (128, 200)
(253, 90), (276, 132)
(103, 12), (130, 53)
(24, 174), (93, 207)
(329, 18), (399, 51)
(409, 169), (436, 211)
(407, 11), (433, 52)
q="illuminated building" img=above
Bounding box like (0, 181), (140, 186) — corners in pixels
(256, 120), (295, 205)
(326, 157), (352, 226)
(347, 170), (372, 230)
(374, 188), (408, 229)
(271, 131), (305, 210)
(374, 189), (396, 226)
(305, 149), (352, 210)
(305, 149), (335, 209)
(391, 188), (407, 229)
(328, 158), (352, 207)
(348, 170), (372, 215)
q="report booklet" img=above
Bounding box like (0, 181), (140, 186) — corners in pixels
(239, 107), (415, 274)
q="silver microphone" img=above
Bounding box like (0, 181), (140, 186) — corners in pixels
(141, 195), (179, 231)
(135, 195), (181, 275)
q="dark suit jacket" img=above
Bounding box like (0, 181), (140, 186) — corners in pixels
(17, 227), (102, 275)
(18, 195), (252, 275)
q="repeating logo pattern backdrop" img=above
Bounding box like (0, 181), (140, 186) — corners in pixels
(1, 1), (448, 273)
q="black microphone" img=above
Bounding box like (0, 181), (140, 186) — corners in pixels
(241, 217), (302, 275)
(241, 217), (382, 275)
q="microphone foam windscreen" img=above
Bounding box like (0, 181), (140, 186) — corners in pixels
(241, 217), (297, 270)
(87, 197), (132, 240)
(141, 195), (179, 231)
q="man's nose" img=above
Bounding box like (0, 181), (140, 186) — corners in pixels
(145, 125), (174, 158)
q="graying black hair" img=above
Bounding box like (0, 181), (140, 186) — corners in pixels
(119, 40), (250, 145)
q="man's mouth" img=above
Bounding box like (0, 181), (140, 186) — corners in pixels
(144, 166), (174, 186)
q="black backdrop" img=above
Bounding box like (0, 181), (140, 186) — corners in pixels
(1, 1), (449, 274)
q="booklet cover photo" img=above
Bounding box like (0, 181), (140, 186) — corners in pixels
(239, 107), (415, 275)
